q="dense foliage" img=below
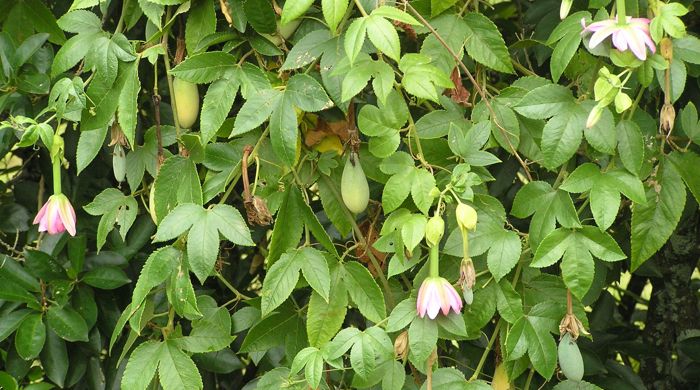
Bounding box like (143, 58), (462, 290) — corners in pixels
(1, 0), (699, 389)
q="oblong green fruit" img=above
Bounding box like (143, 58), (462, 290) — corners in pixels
(173, 78), (199, 129)
(113, 144), (126, 183)
(558, 332), (584, 381)
(341, 152), (369, 214)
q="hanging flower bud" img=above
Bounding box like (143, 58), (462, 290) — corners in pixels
(33, 194), (77, 236)
(455, 202), (477, 231)
(560, 0), (573, 19)
(425, 215), (445, 247)
(660, 37), (673, 61)
(661, 103), (676, 133)
(394, 331), (409, 360)
(586, 104), (604, 129)
(458, 258), (476, 291)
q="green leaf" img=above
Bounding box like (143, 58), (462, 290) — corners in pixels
(306, 269), (347, 347)
(47, 305), (89, 342)
(584, 106), (616, 155)
(186, 0), (216, 54)
(75, 126), (108, 174)
(513, 84), (575, 119)
(462, 13), (514, 73)
(138, 0), (164, 29)
(350, 332), (376, 378)
(372, 6), (420, 25)
(169, 263), (202, 320)
(153, 155), (203, 223)
(40, 327), (68, 387)
(281, 30), (332, 71)
(667, 151), (700, 205)
(411, 168), (436, 215)
(616, 120), (644, 176)
(383, 360), (407, 390)
(551, 31), (581, 82)
(300, 248), (331, 302)
(267, 185), (304, 265)
(382, 170), (412, 212)
(121, 340), (161, 390)
(344, 17), (368, 64)
(269, 96), (298, 167)
(15, 314), (45, 360)
(496, 279), (523, 323)
(366, 15), (400, 61)
(0, 279), (37, 305)
(261, 249), (304, 316)
(399, 53), (453, 102)
(631, 161), (686, 270)
(83, 188), (138, 251)
(154, 203), (203, 242)
(386, 298), (417, 332)
(674, 35), (700, 65)
(82, 266), (131, 289)
(540, 106), (586, 170)
(169, 52), (237, 83)
(487, 229), (521, 282)
(240, 309), (299, 352)
(322, 0), (350, 33)
(344, 261), (386, 323)
(286, 74), (333, 112)
(231, 88), (281, 136)
(244, 0), (277, 34)
(200, 78), (239, 144)
(117, 61), (139, 147)
(281, 0), (313, 25)
(159, 341), (203, 390)
(408, 316), (438, 364)
(131, 246), (181, 313)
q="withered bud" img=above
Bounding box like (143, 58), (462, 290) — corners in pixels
(559, 313), (590, 340)
(244, 196), (273, 226)
(394, 331), (409, 360)
(458, 257), (476, 291)
(660, 103), (676, 133)
(108, 122), (128, 148)
(660, 37), (673, 61)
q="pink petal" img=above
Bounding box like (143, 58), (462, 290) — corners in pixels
(46, 201), (64, 235)
(417, 282), (428, 317)
(33, 201), (49, 225)
(589, 24), (618, 48)
(583, 19), (615, 33)
(57, 198), (76, 236)
(612, 30), (628, 52)
(625, 28), (647, 60)
(426, 286), (440, 319)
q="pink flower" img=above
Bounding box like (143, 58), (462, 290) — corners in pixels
(581, 16), (656, 60)
(416, 277), (463, 319)
(33, 194), (76, 236)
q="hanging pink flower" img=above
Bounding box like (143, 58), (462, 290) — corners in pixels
(33, 194), (77, 236)
(416, 277), (463, 319)
(581, 16), (656, 60)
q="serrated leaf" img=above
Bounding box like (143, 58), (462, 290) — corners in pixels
(169, 52), (237, 83)
(462, 13), (514, 73)
(344, 261), (386, 323)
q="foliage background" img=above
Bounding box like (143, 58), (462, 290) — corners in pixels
(0, 0), (699, 389)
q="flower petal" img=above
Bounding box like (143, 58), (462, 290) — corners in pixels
(57, 196), (77, 236)
(589, 24), (617, 48)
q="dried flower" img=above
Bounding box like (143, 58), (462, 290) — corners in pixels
(33, 194), (77, 236)
(661, 103), (676, 133)
(244, 196), (273, 226)
(416, 277), (463, 319)
(581, 16), (656, 60)
(394, 331), (409, 360)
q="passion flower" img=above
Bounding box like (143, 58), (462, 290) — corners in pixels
(558, 332), (584, 381)
(173, 78), (199, 129)
(33, 194), (77, 236)
(341, 152), (370, 214)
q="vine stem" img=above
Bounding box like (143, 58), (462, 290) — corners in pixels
(401, 1), (533, 182)
(52, 157), (61, 194)
(353, 0), (369, 17)
(320, 175), (395, 309)
(469, 318), (502, 381)
(218, 126), (270, 205)
(216, 272), (252, 300)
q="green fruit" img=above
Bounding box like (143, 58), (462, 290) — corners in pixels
(558, 332), (584, 381)
(425, 215), (445, 247)
(173, 78), (199, 129)
(341, 152), (369, 214)
(462, 288), (473, 305)
(113, 144), (126, 183)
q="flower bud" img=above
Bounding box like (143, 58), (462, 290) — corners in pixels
(560, 0), (573, 19)
(661, 103), (676, 133)
(425, 215), (445, 247)
(456, 202), (477, 231)
(586, 104), (603, 129)
(660, 37), (673, 61)
(394, 331), (408, 360)
(428, 186), (441, 198)
(614, 91), (632, 113)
